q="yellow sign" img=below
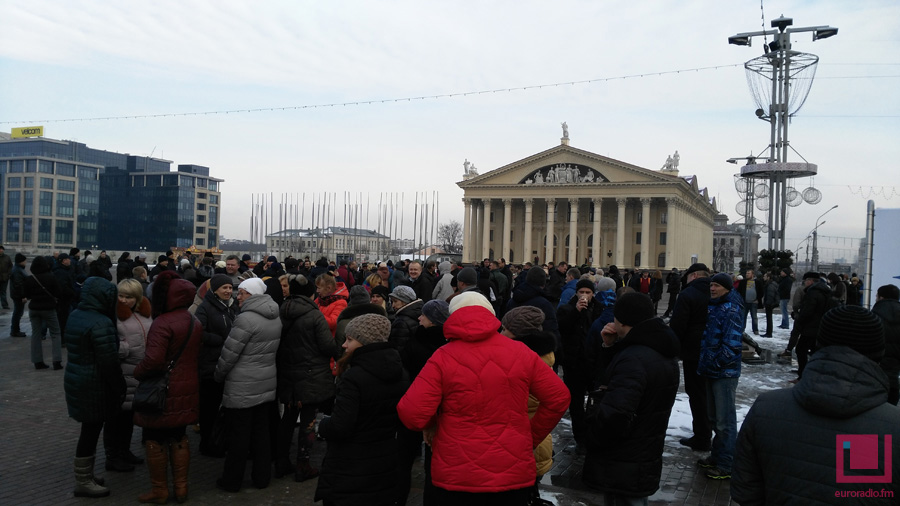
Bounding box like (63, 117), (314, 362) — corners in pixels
(11, 126), (44, 138)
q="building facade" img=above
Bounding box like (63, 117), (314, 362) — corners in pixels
(712, 213), (761, 273)
(457, 140), (717, 269)
(266, 227), (390, 262)
(0, 133), (222, 252)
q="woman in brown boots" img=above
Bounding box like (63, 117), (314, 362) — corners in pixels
(133, 271), (203, 504)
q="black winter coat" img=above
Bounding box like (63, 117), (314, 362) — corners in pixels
(24, 256), (61, 311)
(507, 282), (561, 339)
(409, 272), (436, 303)
(389, 300), (423, 353)
(557, 298), (604, 378)
(792, 280), (831, 340)
(314, 342), (410, 506)
(53, 263), (77, 303)
(400, 324), (446, 381)
(277, 295), (340, 405)
(872, 298), (900, 375)
(668, 277), (709, 360)
(194, 289), (238, 381)
(335, 303), (387, 348)
(583, 317), (680, 497)
(732, 347), (899, 505)
(778, 274), (793, 300)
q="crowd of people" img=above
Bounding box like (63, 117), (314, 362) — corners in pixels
(5, 243), (898, 505)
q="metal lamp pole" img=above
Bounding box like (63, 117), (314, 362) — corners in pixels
(811, 204), (838, 271)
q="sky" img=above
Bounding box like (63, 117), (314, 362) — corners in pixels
(1, 0), (898, 262)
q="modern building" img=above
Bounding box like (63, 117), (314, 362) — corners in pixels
(0, 132), (222, 252)
(457, 136), (718, 268)
(712, 213), (761, 273)
(266, 227), (390, 262)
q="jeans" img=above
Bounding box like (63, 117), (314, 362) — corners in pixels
(11, 296), (25, 332)
(29, 309), (61, 364)
(779, 299), (790, 328)
(682, 359), (711, 441)
(0, 278), (9, 308)
(742, 302), (758, 333)
(705, 377), (738, 473)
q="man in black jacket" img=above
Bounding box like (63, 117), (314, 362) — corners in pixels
(872, 284), (900, 405)
(668, 263), (712, 451)
(583, 292), (680, 503)
(53, 253), (77, 337)
(662, 268), (681, 319)
(785, 272), (832, 381)
(777, 268), (793, 329)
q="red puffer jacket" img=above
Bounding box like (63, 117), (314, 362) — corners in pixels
(134, 278), (203, 429)
(397, 305), (569, 493)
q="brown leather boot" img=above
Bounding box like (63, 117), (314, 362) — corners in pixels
(169, 436), (190, 503)
(138, 441), (169, 504)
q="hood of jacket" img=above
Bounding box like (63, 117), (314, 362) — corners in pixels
(805, 279), (833, 299)
(443, 305), (501, 343)
(395, 299), (424, 318)
(617, 317), (680, 359)
(511, 281), (550, 304)
(350, 341), (404, 382)
(78, 277), (118, 318)
(241, 293), (280, 320)
(594, 289), (616, 309)
(280, 294), (319, 321)
(337, 302), (388, 321)
(710, 286), (743, 307)
(202, 286), (235, 311)
(117, 296), (151, 321)
(31, 255), (52, 275)
(793, 346), (889, 418)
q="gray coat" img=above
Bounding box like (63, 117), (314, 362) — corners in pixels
(732, 346), (899, 505)
(215, 294), (281, 409)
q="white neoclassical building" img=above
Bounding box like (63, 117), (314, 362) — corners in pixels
(457, 138), (717, 269)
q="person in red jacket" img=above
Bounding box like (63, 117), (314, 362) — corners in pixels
(397, 291), (569, 505)
(315, 272), (348, 336)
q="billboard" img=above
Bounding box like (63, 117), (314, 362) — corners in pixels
(11, 126), (44, 138)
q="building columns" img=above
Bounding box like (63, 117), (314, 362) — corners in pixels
(523, 198), (533, 264)
(502, 198), (512, 262)
(482, 199), (492, 260)
(462, 198), (473, 263)
(568, 198), (578, 266)
(545, 198), (555, 263)
(615, 198), (626, 266)
(665, 197), (677, 269)
(592, 198), (602, 267)
(640, 198), (651, 269)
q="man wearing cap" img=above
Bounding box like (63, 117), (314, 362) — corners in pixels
(582, 292), (680, 503)
(388, 285), (423, 352)
(398, 291), (569, 503)
(669, 263), (713, 452)
(732, 305), (900, 504)
(872, 284), (900, 405)
(557, 278), (604, 452)
(148, 255), (169, 283)
(784, 272), (832, 381)
(696, 272), (743, 480)
(507, 266), (561, 348)
(446, 266), (479, 303)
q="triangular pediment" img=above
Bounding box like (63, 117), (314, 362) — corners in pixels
(458, 144), (679, 188)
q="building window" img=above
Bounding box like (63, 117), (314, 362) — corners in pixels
(39, 191), (53, 216)
(24, 177), (33, 188)
(197, 192), (207, 200)
(209, 206), (218, 226)
(209, 194), (218, 204)
(660, 211), (667, 224)
(22, 218), (32, 243)
(6, 191), (20, 215)
(197, 203), (206, 211)
(636, 232), (642, 245)
(77, 167), (98, 179)
(55, 220), (73, 244)
(658, 252), (666, 268)
(23, 191), (33, 215)
(197, 215), (206, 223)
(25, 160), (36, 173)
(489, 230), (494, 241)
(56, 193), (74, 217)
(208, 181), (218, 191)
(57, 180), (76, 192)
(38, 219), (52, 243)
(7, 177), (21, 189)
(660, 232), (667, 245)
(40, 177), (54, 189)
(10, 160), (23, 173)
(6, 219), (19, 243)
(38, 160), (54, 174)
(195, 238), (205, 246)
(56, 163), (75, 177)
(196, 226), (205, 234)
(637, 211), (643, 224)
(729, 238), (735, 246)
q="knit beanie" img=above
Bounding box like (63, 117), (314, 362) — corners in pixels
(711, 273), (733, 290)
(449, 291), (495, 316)
(817, 305), (885, 362)
(501, 306), (545, 337)
(209, 274), (232, 293)
(422, 299), (450, 326)
(456, 267), (478, 286)
(576, 279), (595, 292)
(595, 277), (616, 292)
(345, 313), (391, 346)
(14, 252), (26, 264)
(389, 285), (417, 304)
(371, 285), (390, 300)
(288, 274), (316, 297)
(238, 278), (267, 296)
(348, 285), (371, 306)
(613, 292), (655, 327)
(157, 255), (169, 264)
(526, 266), (548, 287)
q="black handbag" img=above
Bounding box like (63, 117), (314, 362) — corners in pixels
(133, 316), (194, 414)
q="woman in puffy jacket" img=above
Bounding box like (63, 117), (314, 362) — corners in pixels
(315, 272), (348, 335)
(63, 277), (124, 498)
(214, 278), (281, 493)
(133, 271), (203, 504)
(102, 279), (152, 473)
(194, 274), (238, 456)
(314, 314), (410, 506)
(275, 274), (340, 482)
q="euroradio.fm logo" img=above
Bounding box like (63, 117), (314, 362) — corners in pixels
(836, 434), (893, 483)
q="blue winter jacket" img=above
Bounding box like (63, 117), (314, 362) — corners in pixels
(557, 279), (579, 310)
(698, 288), (743, 379)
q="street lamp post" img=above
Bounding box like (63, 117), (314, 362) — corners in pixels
(811, 204), (838, 271)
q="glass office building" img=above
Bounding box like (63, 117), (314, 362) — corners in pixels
(0, 133), (222, 252)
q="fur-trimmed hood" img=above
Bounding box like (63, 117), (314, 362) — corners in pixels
(118, 296), (152, 321)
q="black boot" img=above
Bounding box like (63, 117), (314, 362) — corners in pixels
(105, 448), (136, 472)
(53, 361), (63, 370)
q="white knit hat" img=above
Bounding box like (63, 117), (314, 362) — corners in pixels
(449, 291), (495, 316)
(238, 278), (267, 296)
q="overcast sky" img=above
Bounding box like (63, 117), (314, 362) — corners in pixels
(2, 0), (898, 262)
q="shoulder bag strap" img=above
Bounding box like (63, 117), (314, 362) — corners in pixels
(166, 315), (196, 372)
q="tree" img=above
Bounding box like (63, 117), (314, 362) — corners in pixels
(437, 221), (463, 253)
(758, 249), (793, 276)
